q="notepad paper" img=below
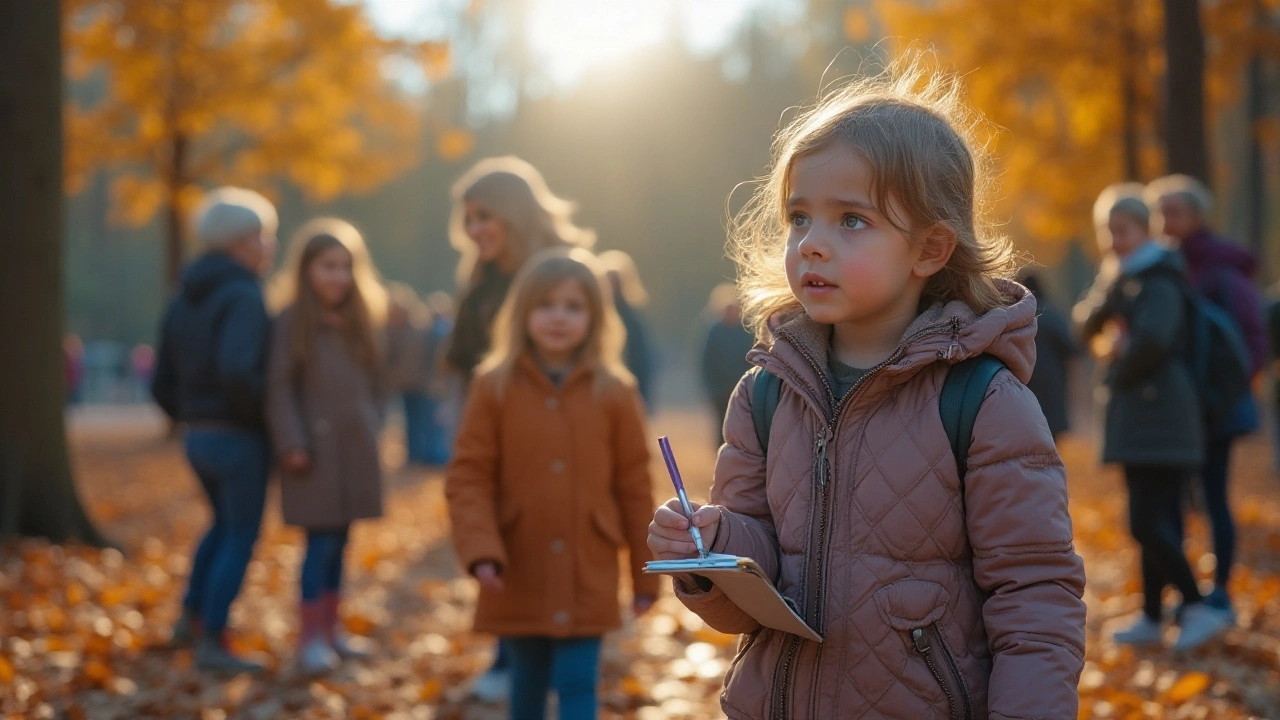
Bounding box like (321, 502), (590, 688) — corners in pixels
(644, 554), (822, 642)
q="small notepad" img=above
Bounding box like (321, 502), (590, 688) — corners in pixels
(644, 554), (822, 642)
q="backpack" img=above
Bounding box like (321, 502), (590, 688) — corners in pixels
(750, 354), (1006, 487)
(1180, 275), (1254, 428)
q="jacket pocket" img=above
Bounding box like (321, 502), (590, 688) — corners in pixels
(591, 506), (626, 546)
(873, 579), (973, 720)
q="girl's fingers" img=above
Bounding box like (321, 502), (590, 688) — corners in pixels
(690, 507), (719, 527)
(653, 505), (689, 530)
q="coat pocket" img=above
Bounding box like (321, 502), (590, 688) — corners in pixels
(591, 506), (626, 547)
(873, 579), (973, 720)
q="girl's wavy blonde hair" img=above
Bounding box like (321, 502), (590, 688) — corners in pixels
(478, 247), (632, 398)
(449, 156), (596, 287)
(731, 54), (1017, 342)
(270, 217), (388, 371)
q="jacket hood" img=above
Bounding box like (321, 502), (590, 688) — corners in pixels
(1182, 228), (1258, 278)
(181, 252), (257, 303)
(749, 279), (1038, 415)
(1121, 241), (1187, 278)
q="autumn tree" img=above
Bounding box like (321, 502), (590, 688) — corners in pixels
(0, 0), (105, 543)
(65, 0), (438, 288)
(876, 0), (1279, 256)
(1164, 0), (1209, 181)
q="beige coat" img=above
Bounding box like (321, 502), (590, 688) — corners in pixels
(446, 355), (660, 637)
(676, 281), (1086, 720)
(267, 308), (385, 529)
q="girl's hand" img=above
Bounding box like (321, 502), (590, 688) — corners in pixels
(473, 561), (504, 592)
(648, 498), (720, 560)
(282, 449), (311, 474)
(632, 593), (656, 617)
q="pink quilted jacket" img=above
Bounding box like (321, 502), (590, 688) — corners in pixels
(676, 282), (1086, 720)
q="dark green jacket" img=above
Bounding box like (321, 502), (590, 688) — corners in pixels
(1075, 246), (1205, 467)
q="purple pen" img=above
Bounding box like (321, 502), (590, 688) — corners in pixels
(658, 436), (707, 558)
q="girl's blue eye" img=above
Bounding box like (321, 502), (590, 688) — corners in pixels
(842, 214), (867, 230)
(789, 213), (810, 228)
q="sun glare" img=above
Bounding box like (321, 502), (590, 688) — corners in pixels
(526, 0), (669, 86)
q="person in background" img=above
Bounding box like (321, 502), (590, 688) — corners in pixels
(1267, 283), (1280, 470)
(386, 283), (433, 466)
(1019, 272), (1078, 440)
(443, 156), (595, 385)
(1147, 174), (1266, 619)
(446, 248), (656, 720)
(64, 334), (84, 406)
(598, 249), (656, 410)
(130, 344), (156, 403)
(423, 291), (457, 465)
(1075, 184), (1226, 650)
(698, 283), (754, 444)
(151, 187), (277, 673)
(441, 156), (595, 701)
(267, 218), (389, 675)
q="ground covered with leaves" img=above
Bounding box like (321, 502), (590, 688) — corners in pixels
(2, 406), (1280, 719)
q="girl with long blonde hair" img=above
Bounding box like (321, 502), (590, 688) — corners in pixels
(266, 218), (389, 675)
(446, 248), (656, 720)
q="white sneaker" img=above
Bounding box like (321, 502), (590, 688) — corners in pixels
(1112, 615), (1163, 647)
(298, 635), (340, 676)
(470, 668), (510, 702)
(1173, 603), (1232, 652)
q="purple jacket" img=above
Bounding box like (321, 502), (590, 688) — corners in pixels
(1181, 229), (1267, 376)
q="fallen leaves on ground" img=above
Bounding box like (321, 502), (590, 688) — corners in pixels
(1, 407), (1278, 718)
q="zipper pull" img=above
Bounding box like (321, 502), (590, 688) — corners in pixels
(815, 432), (829, 486)
(912, 628), (929, 653)
(939, 316), (961, 360)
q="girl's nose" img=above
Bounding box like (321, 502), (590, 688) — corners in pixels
(797, 226), (831, 260)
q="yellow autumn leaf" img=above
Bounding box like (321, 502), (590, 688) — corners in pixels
(1166, 672), (1212, 704)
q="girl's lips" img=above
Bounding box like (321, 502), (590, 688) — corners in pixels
(800, 272), (837, 292)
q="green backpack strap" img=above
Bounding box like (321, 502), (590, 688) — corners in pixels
(751, 367), (783, 453)
(939, 354), (1006, 488)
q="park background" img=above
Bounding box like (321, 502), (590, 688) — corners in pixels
(2, 0), (1280, 718)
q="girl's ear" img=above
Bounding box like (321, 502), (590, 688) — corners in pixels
(913, 223), (957, 279)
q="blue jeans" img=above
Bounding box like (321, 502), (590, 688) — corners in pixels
(508, 636), (603, 720)
(182, 430), (269, 633)
(403, 391), (433, 465)
(1201, 436), (1237, 594)
(301, 526), (350, 601)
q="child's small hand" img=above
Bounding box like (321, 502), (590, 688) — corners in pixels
(648, 498), (720, 560)
(282, 449), (311, 474)
(632, 593), (656, 617)
(473, 561), (505, 592)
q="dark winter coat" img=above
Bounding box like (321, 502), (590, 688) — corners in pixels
(615, 296), (656, 407)
(699, 319), (756, 425)
(151, 253), (271, 432)
(266, 308), (385, 529)
(1075, 245), (1205, 467)
(1180, 228), (1267, 375)
(1026, 296), (1078, 436)
(444, 263), (513, 380)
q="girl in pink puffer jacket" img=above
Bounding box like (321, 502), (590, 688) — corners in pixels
(648, 57), (1086, 720)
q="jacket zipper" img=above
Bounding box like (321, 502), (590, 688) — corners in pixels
(912, 625), (973, 720)
(767, 319), (956, 720)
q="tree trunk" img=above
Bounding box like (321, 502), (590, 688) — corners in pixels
(1119, 0), (1140, 181)
(1162, 0), (1209, 183)
(164, 132), (188, 290)
(1244, 0), (1267, 255)
(0, 0), (106, 543)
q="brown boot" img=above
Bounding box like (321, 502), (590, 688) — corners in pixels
(321, 591), (371, 660)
